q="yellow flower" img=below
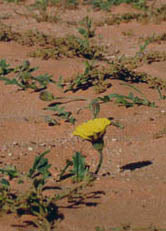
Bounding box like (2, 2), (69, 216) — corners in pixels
(73, 118), (111, 141)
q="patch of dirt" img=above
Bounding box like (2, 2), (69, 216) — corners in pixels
(1, 1), (166, 231)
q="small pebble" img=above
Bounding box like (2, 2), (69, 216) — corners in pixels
(8, 153), (12, 157)
(118, 148), (122, 153)
(40, 143), (47, 147)
(112, 138), (117, 142)
(28, 147), (33, 151)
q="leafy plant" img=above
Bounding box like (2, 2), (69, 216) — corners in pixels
(49, 0), (79, 9)
(71, 152), (90, 183)
(156, 86), (166, 100)
(27, 0), (60, 23)
(89, 98), (100, 119)
(0, 150), (62, 230)
(0, 59), (13, 75)
(78, 16), (95, 39)
(59, 152), (90, 183)
(45, 104), (76, 124)
(95, 84), (156, 108)
(99, 92), (155, 108)
(0, 60), (56, 91)
(0, 177), (17, 214)
(64, 60), (111, 93)
(27, 150), (51, 193)
(87, 0), (147, 11)
(0, 166), (20, 180)
(0, 147), (95, 230)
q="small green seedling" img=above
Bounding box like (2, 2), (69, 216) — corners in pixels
(27, 150), (51, 192)
(97, 84), (156, 108)
(78, 16), (95, 39)
(45, 104), (76, 124)
(59, 152), (90, 183)
(156, 86), (166, 100)
(0, 60), (56, 91)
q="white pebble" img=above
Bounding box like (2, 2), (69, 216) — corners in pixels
(112, 138), (117, 142)
(28, 147), (33, 151)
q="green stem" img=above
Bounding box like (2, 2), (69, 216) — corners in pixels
(95, 150), (103, 175)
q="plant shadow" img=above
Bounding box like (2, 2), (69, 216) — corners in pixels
(62, 190), (105, 209)
(120, 160), (153, 172)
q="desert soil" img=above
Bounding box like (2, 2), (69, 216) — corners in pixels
(1, 0), (166, 230)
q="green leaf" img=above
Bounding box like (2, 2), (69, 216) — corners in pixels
(59, 159), (73, 180)
(39, 91), (55, 101)
(111, 121), (124, 129)
(46, 105), (76, 124)
(78, 27), (88, 38)
(89, 98), (100, 118)
(56, 76), (64, 89)
(71, 152), (88, 182)
(28, 150), (51, 178)
(0, 166), (19, 180)
(0, 77), (19, 85)
(0, 178), (10, 189)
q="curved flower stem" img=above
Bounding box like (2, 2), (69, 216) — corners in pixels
(95, 150), (103, 175)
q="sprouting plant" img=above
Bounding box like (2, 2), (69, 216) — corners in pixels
(78, 16), (95, 39)
(3, 0), (24, 3)
(0, 59), (13, 75)
(64, 60), (111, 93)
(45, 104), (76, 124)
(0, 177), (16, 213)
(0, 166), (20, 180)
(89, 98), (100, 119)
(27, 0), (60, 23)
(0, 150), (62, 230)
(71, 152), (90, 183)
(97, 88), (156, 108)
(136, 39), (150, 57)
(40, 90), (90, 125)
(0, 149), (95, 230)
(156, 86), (166, 100)
(27, 150), (52, 193)
(88, 0), (112, 11)
(0, 60), (56, 91)
(50, 0), (79, 9)
(88, 0), (147, 11)
(59, 152), (90, 183)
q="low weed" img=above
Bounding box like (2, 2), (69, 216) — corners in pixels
(49, 0), (79, 9)
(59, 152), (91, 183)
(98, 91), (155, 108)
(58, 57), (166, 94)
(78, 16), (95, 39)
(139, 33), (166, 44)
(0, 60), (56, 91)
(63, 60), (112, 93)
(45, 103), (76, 124)
(0, 23), (105, 60)
(104, 4), (166, 25)
(156, 87), (166, 100)
(26, 0), (60, 23)
(29, 33), (105, 60)
(0, 150), (61, 230)
(3, 0), (25, 3)
(153, 128), (166, 139)
(0, 150), (93, 230)
(86, 0), (147, 11)
(114, 48), (166, 70)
